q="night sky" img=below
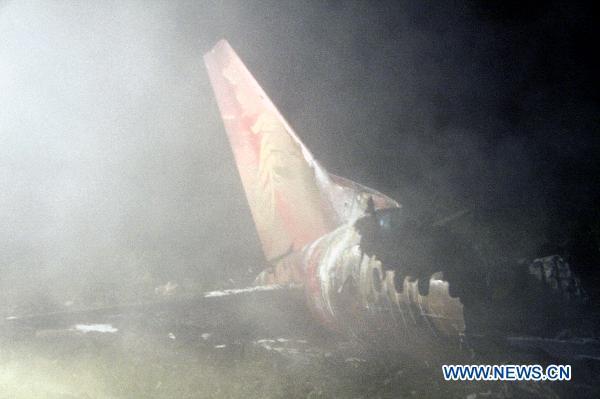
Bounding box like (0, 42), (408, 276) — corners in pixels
(1, 1), (597, 309)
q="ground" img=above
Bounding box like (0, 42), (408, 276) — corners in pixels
(0, 316), (575, 399)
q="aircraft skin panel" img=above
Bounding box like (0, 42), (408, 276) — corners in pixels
(204, 40), (337, 262)
(327, 174), (399, 222)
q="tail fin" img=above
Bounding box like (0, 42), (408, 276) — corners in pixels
(204, 40), (399, 264)
(204, 40), (336, 262)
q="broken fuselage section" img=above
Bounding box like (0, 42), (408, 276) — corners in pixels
(205, 40), (466, 355)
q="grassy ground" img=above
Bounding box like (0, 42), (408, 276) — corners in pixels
(0, 321), (570, 399)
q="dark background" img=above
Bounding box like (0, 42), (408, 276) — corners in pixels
(1, 0), (597, 312)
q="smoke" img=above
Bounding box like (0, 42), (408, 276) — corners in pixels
(0, 1), (262, 311)
(1, 1), (597, 312)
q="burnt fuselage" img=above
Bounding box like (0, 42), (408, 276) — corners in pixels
(254, 206), (467, 356)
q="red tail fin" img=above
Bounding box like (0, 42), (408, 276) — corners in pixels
(204, 40), (336, 262)
(204, 40), (399, 264)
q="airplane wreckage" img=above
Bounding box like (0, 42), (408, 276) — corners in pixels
(4, 40), (599, 364)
